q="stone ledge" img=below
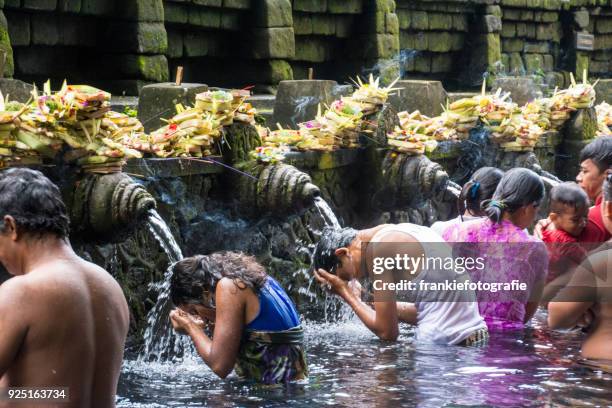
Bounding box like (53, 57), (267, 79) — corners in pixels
(124, 157), (224, 178)
(284, 148), (361, 170)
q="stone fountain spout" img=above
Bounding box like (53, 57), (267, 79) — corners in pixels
(235, 162), (321, 216)
(72, 172), (157, 243)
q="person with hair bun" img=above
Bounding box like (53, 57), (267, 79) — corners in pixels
(431, 167), (504, 236)
(548, 173), (612, 360)
(169, 251), (307, 384)
(443, 168), (548, 330)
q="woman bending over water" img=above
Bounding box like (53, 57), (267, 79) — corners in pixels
(169, 251), (308, 384)
(443, 168), (548, 330)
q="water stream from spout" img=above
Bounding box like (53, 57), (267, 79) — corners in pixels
(139, 210), (192, 362)
(313, 196), (341, 229)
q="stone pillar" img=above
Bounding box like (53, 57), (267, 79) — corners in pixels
(354, 0), (400, 84)
(249, 0), (295, 90)
(556, 108), (597, 181)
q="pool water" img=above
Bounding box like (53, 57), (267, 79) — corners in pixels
(117, 310), (612, 407)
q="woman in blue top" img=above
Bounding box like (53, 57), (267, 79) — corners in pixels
(169, 251), (307, 384)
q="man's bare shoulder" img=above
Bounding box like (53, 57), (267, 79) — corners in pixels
(0, 276), (30, 306)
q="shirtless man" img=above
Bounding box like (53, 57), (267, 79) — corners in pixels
(0, 168), (129, 407)
(548, 173), (612, 360)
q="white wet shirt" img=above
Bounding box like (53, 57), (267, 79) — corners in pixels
(370, 223), (487, 345)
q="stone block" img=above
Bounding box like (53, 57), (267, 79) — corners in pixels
(166, 30), (183, 58)
(370, 0), (395, 13)
(138, 82), (208, 132)
(294, 37), (328, 62)
(486, 5), (502, 17)
(265, 59), (293, 83)
(386, 13), (399, 34)
(536, 23), (555, 40)
(411, 11), (428, 30)
(164, 2), (188, 24)
(595, 79), (612, 104)
(193, 0), (222, 6)
(501, 22), (516, 38)
(105, 55), (169, 82)
(118, 0), (164, 22)
(22, 0), (55, 10)
(516, 22), (527, 37)
(106, 22), (168, 54)
(452, 14), (467, 31)
(272, 80), (346, 127)
(388, 80), (446, 116)
(428, 13), (452, 30)
(58, 0), (80, 13)
(427, 32), (451, 52)
(479, 15), (501, 33)
(184, 33), (212, 57)
(431, 53), (453, 73)
(335, 15), (354, 38)
(523, 53), (543, 72)
(574, 10), (589, 29)
(502, 38), (524, 52)
(486, 33), (501, 66)
(251, 27), (295, 59)
(221, 11), (241, 30)
(293, 0), (326, 13)
(328, 0), (361, 14)
(223, 0), (250, 8)
(4, 0), (19, 8)
(521, 10), (534, 21)
(189, 9), (221, 28)
(31, 14), (59, 46)
(493, 76), (539, 105)
(524, 41), (549, 53)
(400, 32), (416, 49)
(543, 53), (554, 71)
(293, 13), (312, 35)
(450, 33), (464, 51)
(255, 0), (292, 28)
(540, 11), (558, 23)
(397, 9), (410, 29)
(59, 15), (96, 46)
(596, 18), (612, 34)
(312, 14), (335, 35)
(81, 0), (114, 16)
(360, 33), (398, 58)
(6, 12), (29, 47)
(594, 34), (612, 50)
(503, 8), (521, 20)
(414, 54), (431, 73)
(0, 24), (13, 77)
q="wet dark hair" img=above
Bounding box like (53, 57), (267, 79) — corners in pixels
(170, 251), (267, 307)
(0, 167), (69, 238)
(312, 227), (358, 275)
(458, 167), (504, 218)
(482, 168), (545, 224)
(549, 182), (589, 214)
(580, 138), (612, 173)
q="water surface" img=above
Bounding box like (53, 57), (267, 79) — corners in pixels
(118, 310), (612, 407)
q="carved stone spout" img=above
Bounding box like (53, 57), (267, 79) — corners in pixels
(375, 152), (451, 210)
(72, 173), (157, 242)
(235, 162), (321, 216)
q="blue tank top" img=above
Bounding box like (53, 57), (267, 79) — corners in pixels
(246, 277), (301, 332)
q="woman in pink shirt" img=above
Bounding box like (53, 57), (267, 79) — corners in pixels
(443, 168), (548, 330)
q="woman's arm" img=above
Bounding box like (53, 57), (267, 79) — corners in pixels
(175, 278), (246, 378)
(315, 269), (399, 340)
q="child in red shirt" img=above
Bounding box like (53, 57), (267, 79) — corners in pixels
(542, 182), (590, 283)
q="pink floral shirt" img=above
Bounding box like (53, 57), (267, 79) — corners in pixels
(443, 219), (548, 331)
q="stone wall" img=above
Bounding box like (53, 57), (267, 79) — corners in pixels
(292, 0), (399, 83)
(0, 0), (611, 93)
(3, 0), (169, 95)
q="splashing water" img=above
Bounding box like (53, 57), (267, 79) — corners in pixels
(140, 210), (191, 362)
(314, 197), (341, 229)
